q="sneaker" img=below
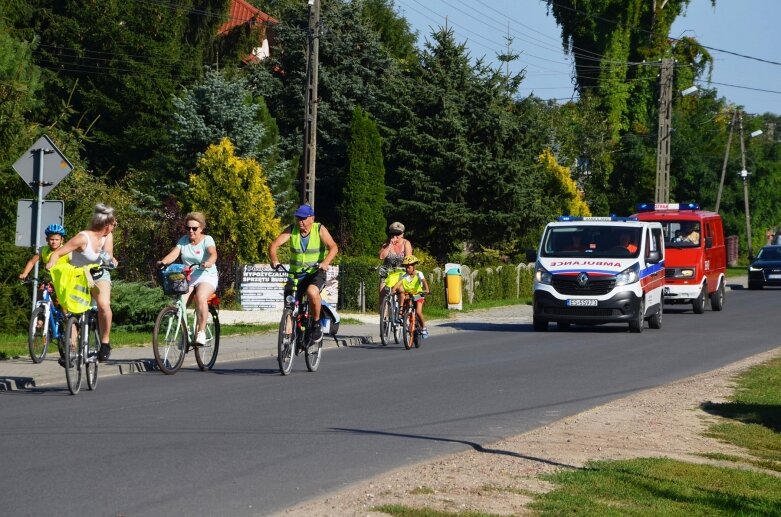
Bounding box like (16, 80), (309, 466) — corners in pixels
(98, 344), (111, 362)
(311, 322), (323, 343)
(194, 331), (206, 346)
(420, 327), (429, 339)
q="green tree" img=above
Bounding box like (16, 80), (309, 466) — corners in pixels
(358, 0), (418, 66)
(340, 106), (386, 255)
(27, 0), (230, 178)
(247, 0), (404, 227)
(188, 138), (280, 264)
(170, 67), (295, 217)
(385, 28), (551, 259)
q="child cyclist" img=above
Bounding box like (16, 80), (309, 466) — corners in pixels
(392, 255), (430, 338)
(19, 224), (70, 280)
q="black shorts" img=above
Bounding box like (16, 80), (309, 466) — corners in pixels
(285, 269), (327, 300)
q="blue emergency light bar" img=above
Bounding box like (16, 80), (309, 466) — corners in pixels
(635, 202), (700, 212)
(557, 215), (638, 222)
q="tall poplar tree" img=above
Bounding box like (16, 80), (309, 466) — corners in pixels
(340, 107), (386, 256)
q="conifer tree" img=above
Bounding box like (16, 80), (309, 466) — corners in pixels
(341, 107), (386, 255)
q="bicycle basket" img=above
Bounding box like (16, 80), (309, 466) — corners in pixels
(161, 264), (190, 295)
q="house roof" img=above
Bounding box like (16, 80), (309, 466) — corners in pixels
(218, 0), (278, 35)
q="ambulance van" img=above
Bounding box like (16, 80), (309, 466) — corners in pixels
(633, 203), (726, 313)
(532, 216), (665, 333)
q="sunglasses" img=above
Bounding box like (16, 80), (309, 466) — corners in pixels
(186, 225), (200, 232)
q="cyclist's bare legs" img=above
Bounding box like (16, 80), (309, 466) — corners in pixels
(93, 280), (112, 343)
(191, 283), (216, 333)
(415, 298), (426, 327)
(306, 283), (322, 320)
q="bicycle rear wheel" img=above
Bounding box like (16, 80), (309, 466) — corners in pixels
(195, 307), (220, 371)
(379, 295), (392, 346)
(86, 311), (100, 390)
(277, 308), (295, 375)
(402, 309), (414, 350)
(63, 316), (82, 395)
(392, 299), (402, 344)
(28, 305), (50, 363)
(153, 306), (186, 375)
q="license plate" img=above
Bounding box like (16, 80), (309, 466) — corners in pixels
(567, 299), (598, 307)
(769, 274), (781, 279)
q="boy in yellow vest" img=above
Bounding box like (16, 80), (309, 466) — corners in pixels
(393, 254), (430, 338)
(269, 204), (339, 343)
(19, 224), (70, 280)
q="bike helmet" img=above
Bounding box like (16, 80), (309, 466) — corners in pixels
(388, 221), (405, 234)
(402, 254), (419, 265)
(44, 224), (66, 237)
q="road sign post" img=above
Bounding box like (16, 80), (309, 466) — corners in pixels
(13, 135), (73, 308)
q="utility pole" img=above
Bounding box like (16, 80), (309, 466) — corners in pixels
(654, 57), (674, 204)
(738, 110), (753, 258)
(714, 109), (736, 213)
(301, 0), (321, 208)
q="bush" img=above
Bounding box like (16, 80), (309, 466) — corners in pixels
(110, 280), (169, 332)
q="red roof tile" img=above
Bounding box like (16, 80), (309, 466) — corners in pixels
(218, 0), (277, 35)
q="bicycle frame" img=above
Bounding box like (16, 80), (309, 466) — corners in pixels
(400, 296), (424, 350)
(152, 267), (220, 375)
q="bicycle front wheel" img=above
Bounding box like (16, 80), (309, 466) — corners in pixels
(153, 306), (186, 375)
(86, 312), (100, 390)
(195, 308), (220, 371)
(402, 309), (414, 350)
(63, 316), (82, 395)
(277, 308), (295, 375)
(379, 295), (392, 346)
(304, 313), (322, 372)
(28, 305), (50, 363)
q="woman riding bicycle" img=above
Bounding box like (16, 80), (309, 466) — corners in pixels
(46, 203), (118, 362)
(379, 221), (412, 314)
(157, 211), (219, 347)
(269, 204), (338, 344)
(392, 254), (430, 338)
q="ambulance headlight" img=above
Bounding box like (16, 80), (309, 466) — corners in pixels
(679, 268), (695, 278)
(535, 264), (552, 285)
(615, 263), (640, 286)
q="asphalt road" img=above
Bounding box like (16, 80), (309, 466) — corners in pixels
(2, 282), (780, 516)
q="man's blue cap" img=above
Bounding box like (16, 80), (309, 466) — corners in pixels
(294, 204), (315, 218)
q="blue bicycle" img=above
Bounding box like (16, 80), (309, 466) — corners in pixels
(26, 279), (64, 364)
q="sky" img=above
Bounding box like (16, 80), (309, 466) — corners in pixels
(397, 0), (781, 116)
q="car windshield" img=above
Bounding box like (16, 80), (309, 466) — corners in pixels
(756, 247), (781, 260)
(540, 226), (642, 258)
(657, 220), (700, 248)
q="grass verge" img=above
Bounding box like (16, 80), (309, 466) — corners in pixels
(375, 351), (781, 516)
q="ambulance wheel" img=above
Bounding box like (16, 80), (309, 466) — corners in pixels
(710, 280), (725, 311)
(629, 299), (644, 333)
(692, 284), (706, 314)
(533, 315), (548, 332)
(648, 306), (662, 329)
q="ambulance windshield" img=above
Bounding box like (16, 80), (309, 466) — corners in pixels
(541, 226), (642, 258)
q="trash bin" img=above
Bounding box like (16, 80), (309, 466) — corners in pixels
(445, 263), (462, 309)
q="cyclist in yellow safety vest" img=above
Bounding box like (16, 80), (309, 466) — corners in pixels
(392, 254), (430, 338)
(269, 204), (339, 343)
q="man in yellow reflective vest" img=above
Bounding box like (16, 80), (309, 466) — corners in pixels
(270, 204), (339, 343)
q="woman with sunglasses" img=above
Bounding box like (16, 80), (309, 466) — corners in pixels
(157, 212), (218, 346)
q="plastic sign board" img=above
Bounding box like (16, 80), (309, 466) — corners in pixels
(12, 135), (73, 198)
(15, 199), (65, 247)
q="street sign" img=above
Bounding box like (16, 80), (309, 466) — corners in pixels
(12, 135), (73, 198)
(15, 199), (65, 248)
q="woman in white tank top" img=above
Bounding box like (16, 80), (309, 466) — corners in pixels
(47, 203), (118, 363)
